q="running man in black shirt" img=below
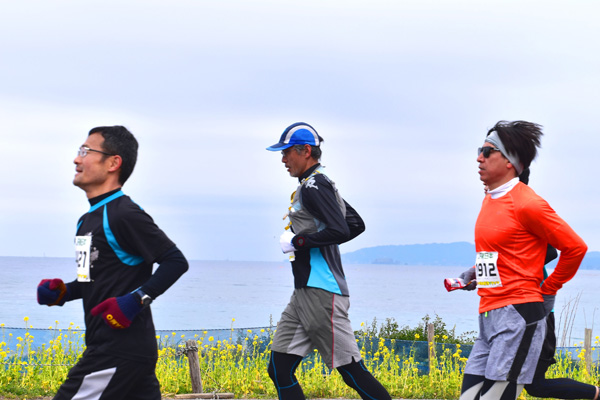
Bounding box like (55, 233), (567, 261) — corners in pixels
(37, 126), (189, 400)
(266, 122), (391, 400)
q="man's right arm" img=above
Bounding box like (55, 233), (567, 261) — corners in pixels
(37, 279), (82, 306)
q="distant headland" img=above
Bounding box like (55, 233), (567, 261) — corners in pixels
(342, 241), (600, 269)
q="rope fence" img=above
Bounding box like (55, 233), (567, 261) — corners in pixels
(1, 324), (599, 369)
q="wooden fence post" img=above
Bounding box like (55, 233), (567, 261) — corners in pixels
(173, 340), (234, 399)
(185, 339), (203, 394)
(584, 328), (592, 373)
(427, 323), (436, 373)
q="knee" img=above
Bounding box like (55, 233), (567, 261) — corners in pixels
(267, 357), (276, 382)
(268, 351), (300, 386)
(267, 354), (285, 384)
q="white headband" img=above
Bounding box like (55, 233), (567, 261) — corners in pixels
(485, 131), (523, 175)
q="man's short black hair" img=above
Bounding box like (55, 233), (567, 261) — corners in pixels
(89, 126), (138, 185)
(487, 120), (543, 170)
(291, 142), (323, 161)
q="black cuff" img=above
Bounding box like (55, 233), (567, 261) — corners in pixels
(66, 280), (83, 301)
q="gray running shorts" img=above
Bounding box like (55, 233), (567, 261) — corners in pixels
(465, 303), (546, 384)
(271, 287), (362, 369)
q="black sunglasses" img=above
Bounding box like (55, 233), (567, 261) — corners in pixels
(478, 146), (502, 158)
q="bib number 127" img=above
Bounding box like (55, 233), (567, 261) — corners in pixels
(75, 235), (92, 282)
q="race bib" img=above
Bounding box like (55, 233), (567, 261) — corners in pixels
(475, 251), (502, 288)
(75, 235), (92, 282)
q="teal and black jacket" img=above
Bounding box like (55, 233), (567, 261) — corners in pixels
(288, 164), (365, 296)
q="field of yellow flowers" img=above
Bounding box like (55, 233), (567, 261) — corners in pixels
(1, 318), (598, 399)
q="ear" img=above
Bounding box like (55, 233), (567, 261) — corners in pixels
(107, 155), (122, 173)
(505, 161), (519, 178)
(303, 144), (312, 159)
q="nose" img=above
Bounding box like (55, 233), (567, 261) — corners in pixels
(477, 152), (485, 163)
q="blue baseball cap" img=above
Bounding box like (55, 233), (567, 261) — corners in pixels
(266, 122), (323, 151)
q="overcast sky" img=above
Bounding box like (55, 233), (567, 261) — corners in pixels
(1, 0), (599, 262)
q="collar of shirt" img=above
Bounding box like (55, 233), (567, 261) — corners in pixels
(488, 177), (520, 199)
(298, 163), (321, 183)
(88, 187), (122, 206)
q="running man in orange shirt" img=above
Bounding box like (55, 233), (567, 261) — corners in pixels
(458, 121), (587, 400)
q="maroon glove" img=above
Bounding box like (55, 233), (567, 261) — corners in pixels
(37, 279), (70, 306)
(91, 293), (143, 329)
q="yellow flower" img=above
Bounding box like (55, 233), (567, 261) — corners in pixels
(209, 336), (214, 342)
(414, 333), (420, 339)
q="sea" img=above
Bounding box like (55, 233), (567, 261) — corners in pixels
(2, 256), (599, 347)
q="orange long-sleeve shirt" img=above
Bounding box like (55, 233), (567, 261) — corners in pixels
(475, 182), (587, 313)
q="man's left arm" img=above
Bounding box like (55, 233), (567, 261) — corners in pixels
(138, 245), (189, 299)
(91, 205), (189, 329)
(520, 199), (587, 295)
(291, 176), (350, 249)
(343, 200), (365, 243)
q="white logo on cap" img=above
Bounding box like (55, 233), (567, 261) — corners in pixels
(284, 125), (320, 145)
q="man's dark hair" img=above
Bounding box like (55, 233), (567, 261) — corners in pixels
(291, 141), (323, 161)
(486, 120), (543, 170)
(89, 125), (138, 185)
(519, 167), (530, 185)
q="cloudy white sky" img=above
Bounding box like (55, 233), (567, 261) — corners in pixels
(1, 0), (599, 261)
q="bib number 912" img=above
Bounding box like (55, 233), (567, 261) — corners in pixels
(475, 251), (502, 288)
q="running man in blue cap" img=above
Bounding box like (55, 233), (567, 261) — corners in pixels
(266, 122), (391, 400)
